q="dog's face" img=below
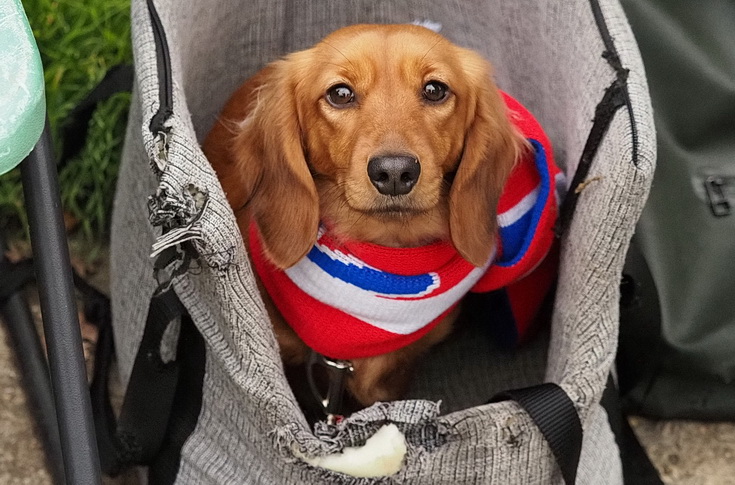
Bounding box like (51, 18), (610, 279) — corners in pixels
(226, 24), (525, 268)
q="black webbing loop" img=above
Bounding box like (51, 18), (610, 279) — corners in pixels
(491, 383), (583, 485)
(90, 287), (185, 476)
(59, 64), (134, 169)
(0, 258), (35, 301)
(601, 375), (664, 485)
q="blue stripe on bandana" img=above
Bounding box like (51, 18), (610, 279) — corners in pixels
(496, 139), (550, 267)
(306, 246), (438, 297)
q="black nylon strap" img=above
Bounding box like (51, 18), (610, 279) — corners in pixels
(117, 288), (184, 458)
(601, 375), (663, 485)
(59, 64), (134, 168)
(0, 258), (35, 301)
(147, 312), (205, 484)
(491, 383), (583, 485)
(90, 288), (185, 476)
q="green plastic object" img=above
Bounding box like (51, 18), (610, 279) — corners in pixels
(0, 0), (46, 175)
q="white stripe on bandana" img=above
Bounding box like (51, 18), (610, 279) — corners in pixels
(284, 245), (494, 335)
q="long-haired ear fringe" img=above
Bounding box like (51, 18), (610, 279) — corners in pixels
(239, 58), (319, 269)
(449, 62), (525, 267)
(206, 57), (320, 269)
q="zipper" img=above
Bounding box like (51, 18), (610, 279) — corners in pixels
(704, 176), (734, 217)
(146, 0), (174, 168)
(589, 0), (639, 167)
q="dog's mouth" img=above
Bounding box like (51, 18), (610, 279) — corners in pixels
(361, 205), (424, 218)
(356, 195), (431, 218)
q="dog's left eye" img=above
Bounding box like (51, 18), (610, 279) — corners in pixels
(422, 81), (449, 103)
(326, 84), (356, 107)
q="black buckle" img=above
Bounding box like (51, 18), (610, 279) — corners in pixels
(306, 351), (353, 424)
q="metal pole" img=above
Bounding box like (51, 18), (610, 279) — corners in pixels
(20, 121), (102, 484)
(0, 290), (65, 484)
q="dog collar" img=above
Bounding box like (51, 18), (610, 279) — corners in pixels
(249, 93), (562, 360)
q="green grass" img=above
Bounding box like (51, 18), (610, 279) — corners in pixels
(0, 0), (132, 242)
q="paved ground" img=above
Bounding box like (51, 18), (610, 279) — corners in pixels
(0, 312), (51, 485)
(0, 243), (136, 484)
(1, 248), (734, 483)
(631, 417), (735, 484)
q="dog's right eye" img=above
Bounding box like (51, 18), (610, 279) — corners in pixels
(326, 84), (356, 107)
(422, 81), (449, 103)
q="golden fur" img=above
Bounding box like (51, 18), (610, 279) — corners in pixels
(203, 24), (525, 407)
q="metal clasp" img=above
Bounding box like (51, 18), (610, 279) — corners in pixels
(704, 176), (732, 217)
(306, 351), (353, 425)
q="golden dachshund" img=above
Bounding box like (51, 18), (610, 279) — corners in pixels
(203, 24), (527, 411)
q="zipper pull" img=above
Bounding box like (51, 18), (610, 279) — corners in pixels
(704, 176), (731, 217)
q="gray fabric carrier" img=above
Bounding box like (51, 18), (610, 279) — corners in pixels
(111, 0), (655, 483)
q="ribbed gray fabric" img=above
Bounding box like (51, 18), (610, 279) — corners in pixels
(111, 0), (655, 483)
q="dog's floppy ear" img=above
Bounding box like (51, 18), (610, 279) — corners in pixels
(449, 61), (525, 267)
(227, 57), (320, 269)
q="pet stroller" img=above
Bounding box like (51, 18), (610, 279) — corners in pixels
(106, 0), (656, 482)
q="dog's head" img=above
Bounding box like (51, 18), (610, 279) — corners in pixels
(227, 24), (526, 268)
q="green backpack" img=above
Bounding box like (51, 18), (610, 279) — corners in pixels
(618, 0), (735, 419)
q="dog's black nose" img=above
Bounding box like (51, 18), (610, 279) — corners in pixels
(367, 155), (420, 196)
